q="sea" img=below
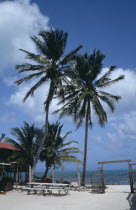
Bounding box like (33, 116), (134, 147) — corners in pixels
(35, 170), (133, 185)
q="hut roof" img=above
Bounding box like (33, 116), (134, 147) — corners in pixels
(0, 142), (20, 151)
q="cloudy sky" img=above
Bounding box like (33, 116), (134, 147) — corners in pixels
(0, 0), (136, 171)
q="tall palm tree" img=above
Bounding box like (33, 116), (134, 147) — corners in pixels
(54, 50), (125, 185)
(40, 121), (82, 181)
(5, 122), (43, 177)
(15, 29), (82, 176)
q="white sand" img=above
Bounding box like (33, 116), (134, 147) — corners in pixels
(0, 185), (135, 210)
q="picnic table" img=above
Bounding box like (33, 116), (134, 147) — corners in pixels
(24, 182), (69, 196)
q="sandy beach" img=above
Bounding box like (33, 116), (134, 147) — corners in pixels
(0, 185), (135, 210)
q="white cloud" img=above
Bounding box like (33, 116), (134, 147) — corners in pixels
(4, 76), (18, 86)
(107, 110), (136, 144)
(101, 68), (136, 147)
(0, 0), (49, 73)
(6, 68), (136, 128)
(7, 79), (59, 123)
(98, 68), (136, 119)
(89, 68), (136, 150)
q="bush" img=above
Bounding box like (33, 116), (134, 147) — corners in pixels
(0, 176), (14, 191)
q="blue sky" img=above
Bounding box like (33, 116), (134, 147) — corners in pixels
(35, 0), (136, 69)
(0, 0), (136, 171)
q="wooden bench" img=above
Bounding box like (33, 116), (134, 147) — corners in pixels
(22, 187), (69, 196)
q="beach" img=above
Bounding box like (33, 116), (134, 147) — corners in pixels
(0, 185), (135, 210)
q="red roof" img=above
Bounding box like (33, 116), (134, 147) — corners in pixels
(0, 142), (20, 151)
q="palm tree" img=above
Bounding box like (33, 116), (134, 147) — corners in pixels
(54, 50), (125, 185)
(0, 133), (6, 142)
(39, 121), (82, 181)
(15, 29), (82, 177)
(5, 122), (43, 179)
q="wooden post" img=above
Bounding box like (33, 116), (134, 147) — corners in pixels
(20, 172), (22, 182)
(128, 164), (134, 193)
(2, 164), (5, 178)
(51, 166), (55, 183)
(14, 172), (16, 180)
(16, 163), (18, 190)
(18, 171), (20, 183)
(100, 163), (105, 193)
(77, 164), (81, 191)
(29, 165), (32, 182)
(101, 168), (105, 193)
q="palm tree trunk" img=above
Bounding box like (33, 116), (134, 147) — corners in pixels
(81, 104), (89, 186)
(41, 166), (49, 182)
(31, 82), (54, 180)
(31, 105), (49, 180)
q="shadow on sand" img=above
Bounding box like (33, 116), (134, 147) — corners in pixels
(126, 193), (136, 210)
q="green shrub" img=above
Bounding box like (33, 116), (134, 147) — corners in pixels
(0, 176), (14, 191)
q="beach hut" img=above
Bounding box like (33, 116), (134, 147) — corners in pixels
(0, 142), (19, 161)
(0, 142), (20, 180)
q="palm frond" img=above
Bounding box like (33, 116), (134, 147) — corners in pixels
(23, 75), (49, 101)
(16, 63), (47, 73)
(30, 36), (48, 55)
(59, 156), (82, 164)
(15, 71), (47, 85)
(19, 49), (50, 65)
(60, 45), (83, 65)
(98, 91), (121, 101)
(39, 121), (82, 169)
(5, 137), (23, 150)
(0, 133), (6, 142)
(10, 128), (26, 145)
(39, 29), (68, 61)
(92, 96), (107, 126)
(99, 95), (115, 112)
(61, 131), (72, 140)
(59, 147), (81, 154)
(97, 75), (125, 88)
(94, 66), (116, 86)
(6, 122), (43, 167)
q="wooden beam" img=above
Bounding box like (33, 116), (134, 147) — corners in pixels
(98, 160), (131, 164)
(0, 162), (18, 166)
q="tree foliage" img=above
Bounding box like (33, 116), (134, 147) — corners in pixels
(54, 50), (125, 185)
(15, 29), (83, 176)
(5, 122), (43, 168)
(39, 121), (82, 180)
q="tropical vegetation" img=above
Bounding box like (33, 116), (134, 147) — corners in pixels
(15, 29), (83, 176)
(5, 122), (43, 179)
(0, 28), (125, 185)
(39, 121), (82, 181)
(4, 121), (81, 182)
(54, 51), (125, 185)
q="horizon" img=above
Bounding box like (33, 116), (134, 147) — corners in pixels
(36, 168), (132, 172)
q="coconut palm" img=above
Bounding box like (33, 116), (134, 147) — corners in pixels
(5, 122), (43, 176)
(54, 50), (125, 185)
(39, 121), (82, 181)
(15, 29), (82, 176)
